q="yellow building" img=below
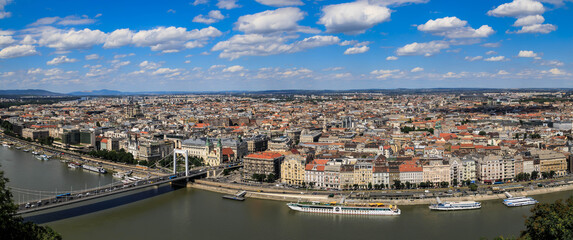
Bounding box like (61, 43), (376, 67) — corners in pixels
(537, 151), (567, 177)
(280, 154), (306, 185)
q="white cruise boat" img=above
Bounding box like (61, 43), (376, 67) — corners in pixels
(429, 198), (481, 211)
(82, 165), (107, 174)
(287, 202), (401, 216)
(503, 197), (538, 207)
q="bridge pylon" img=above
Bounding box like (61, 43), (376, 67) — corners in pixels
(173, 149), (189, 177)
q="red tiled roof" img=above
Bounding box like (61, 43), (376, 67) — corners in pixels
(245, 152), (283, 159)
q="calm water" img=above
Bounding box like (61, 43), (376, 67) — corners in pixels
(2, 146), (572, 239)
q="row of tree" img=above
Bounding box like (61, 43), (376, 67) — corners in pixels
(400, 126), (435, 134)
(87, 149), (136, 164)
(251, 173), (276, 183)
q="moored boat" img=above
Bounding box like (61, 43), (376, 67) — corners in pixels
(287, 201), (401, 216)
(503, 197), (538, 207)
(82, 164), (107, 174)
(429, 200), (481, 211)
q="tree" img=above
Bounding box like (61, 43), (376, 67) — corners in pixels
(405, 181), (411, 189)
(266, 173), (276, 183)
(531, 171), (539, 180)
(549, 171), (556, 179)
(0, 167), (62, 240)
(440, 181), (449, 188)
(479, 131), (486, 136)
(367, 182), (372, 190)
(542, 172), (549, 179)
(514, 133), (520, 139)
(520, 196), (573, 240)
(452, 179), (458, 187)
(469, 183), (478, 191)
(393, 180), (401, 190)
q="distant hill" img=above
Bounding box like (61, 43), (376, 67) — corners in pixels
(0, 89), (64, 96)
(67, 89), (125, 96)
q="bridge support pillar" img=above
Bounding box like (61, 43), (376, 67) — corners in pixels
(173, 149), (189, 176)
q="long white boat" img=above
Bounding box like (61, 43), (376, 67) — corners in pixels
(429, 198), (481, 211)
(287, 201), (401, 216)
(82, 164), (107, 174)
(503, 197), (538, 207)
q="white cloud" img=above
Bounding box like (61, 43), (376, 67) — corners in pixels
(486, 51), (497, 55)
(0, 34), (15, 47)
(30, 15), (96, 26)
(104, 26), (222, 52)
(515, 23), (556, 34)
(484, 56), (507, 62)
(318, 1), (391, 34)
(193, 10), (225, 24)
(386, 56), (398, 60)
(139, 61), (161, 70)
(465, 56), (483, 61)
(548, 68), (566, 75)
(513, 15), (545, 26)
(223, 65), (245, 72)
(39, 28), (107, 50)
(370, 69), (400, 79)
(47, 56), (78, 65)
(0, 0), (13, 19)
(417, 16), (494, 38)
(539, 60), (564, 67)
(212, 34), (339, 59)
(497, 70), (510, 75)
(539, 0), (573, 6)
(411, 67), (424, 72)
(517, 50), (538, 58)
(235, 8), (316, 34)
(487, 0), (545, 17)
(0, 45), (38, 59)
(368, 0), (429, 6)
(85, 54), (100, 60)
(396, 41), (449, 56)
(255, 0), (303, 7)
(482, 42), (501, 48)
(104, 29), (134, 48)
(217, 0), (240, 9)
(344, 45), (369, 55)
(193, 0), (208, 5)
(20, 35), (37, 45)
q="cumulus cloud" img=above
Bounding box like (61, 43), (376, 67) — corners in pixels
(318, 1), (391, 34)
(193, 10), (225, 24)
(217, 0), (240, 9)
(548, 68), (566, 75)
(104, 26), (222, 52)
(0, 34), (15, 47)
(368, 0), (429, 6)
(85, 54), (100, 60)
(39, 28), (107, 51)
(517, 50), (538, 58)
(255, 0), (303, 7)
(0, 45), (38, 59)
(30, 15), (97, 26)
(487, 0), (545, 17)
(47, 56), (78, 65)
(515, 23), (556, 34)
(513, 15), (544, 26)
(539, 59), (564, 67)
(193, 0), (208, 5)
(411, 67), (424, 72)
(417, 16), (494, 38)
(0, 0), (13, 19)
(497, 70), (510, 75)
(344, 45), (369, 55)
(484, 56), (507, 62)
(370, 69), (400, 79)
(235, 8), (316, 34)
(223, 65), (245, 72)
(482, 42), (501, 48)
(396, 41), (449, 56)
(212, 34), (339, 59)
(386, 56), (398, 60)
(465, 56), (483, 61)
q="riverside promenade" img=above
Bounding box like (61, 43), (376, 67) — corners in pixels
(191, 179), (573, 205)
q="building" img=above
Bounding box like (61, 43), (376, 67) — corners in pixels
(353, 160), (373, 189)
(22, 128), (49, 140)
(181, 137), (247, 164)
(399, 160), (423, 184)
(305, 159), (328, 188)
(300, 130), (322, 143)
(476, 154), (514, 183)
(281, 154), (306, 186)
(246, 135), (268, 153)
(243, 152), (284, 180)
(535, 150), (568, 177)
(372, 166), (390, 188)
(268, 136), (292, 151)
(324, 164), (341, 190)
(423, 160), (451, 185)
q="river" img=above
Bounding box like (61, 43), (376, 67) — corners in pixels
(1, 146), (572, 239)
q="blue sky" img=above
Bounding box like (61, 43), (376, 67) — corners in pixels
(0, 0), (572, 92)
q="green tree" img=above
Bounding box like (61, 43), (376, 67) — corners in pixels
(405, 181), (411, 189)
(469, 183), (478, 191)
(549, 171), (556, 179)
(393, 180), (401, 190)
(452, 179), (458, 187)
(266, 173), (276, 183)
(541, 172), (549, 179)
(367, 182), (372, 190)
(531, 171), (539, 180)
(0, 167), (62, 240)
(520, 196), (573, 240)
(479, 131), (486, 136)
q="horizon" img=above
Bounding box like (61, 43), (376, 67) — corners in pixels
(0, 0), (572, 92)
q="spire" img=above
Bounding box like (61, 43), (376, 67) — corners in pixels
(217, 138), (222, 148)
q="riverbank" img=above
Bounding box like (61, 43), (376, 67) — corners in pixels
(191, 179), (573, 205)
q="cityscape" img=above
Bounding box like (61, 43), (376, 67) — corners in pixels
(1, 0), (573, 239)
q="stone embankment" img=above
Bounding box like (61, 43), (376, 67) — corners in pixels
(191, 180), (573, 205)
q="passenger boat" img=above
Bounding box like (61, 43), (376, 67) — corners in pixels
(503, 197), (538, 207)
(68, 162), (81, 169)
(82, 164), (107, 174)
(287, 201), (401, 216)
(429, 198), (481, 211)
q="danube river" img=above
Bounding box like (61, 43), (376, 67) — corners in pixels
(2, 146), (572, 239)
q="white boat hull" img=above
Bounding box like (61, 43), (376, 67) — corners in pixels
(287, 203), (401, 216)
